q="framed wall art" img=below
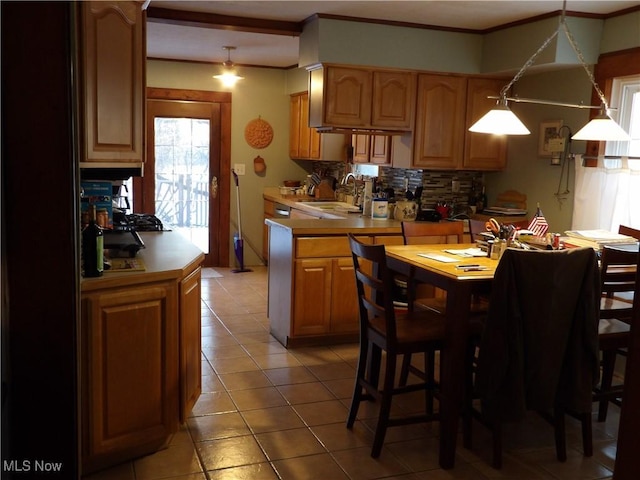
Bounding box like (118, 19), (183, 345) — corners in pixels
(538, 120), (563, 157)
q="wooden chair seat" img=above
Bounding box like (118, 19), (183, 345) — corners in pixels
(347, 233), (446, 458)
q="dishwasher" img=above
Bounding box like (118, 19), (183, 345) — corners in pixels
(273, 203), (291, 218)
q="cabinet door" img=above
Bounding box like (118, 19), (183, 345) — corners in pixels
(82, 282), (178, 472)
(330, 258), (359, 333)
(352, 134), (371, 163)
(180, 268), (202, 422)
(370, 135), (391, 164)
(81, 1), (144, 164)
(463, 78), (507, 170)
(290, 92), (322, 160)
(413, 74), (467, 169)
(372, 71), (416, 129)
(293, 259), (332, 336)
(324, 67), (372, 128)
(289, 93), (302, 158)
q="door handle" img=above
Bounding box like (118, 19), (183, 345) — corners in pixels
(210, 176), (218, 198)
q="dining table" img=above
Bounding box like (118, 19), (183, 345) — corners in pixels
(384, 243), (499, 469)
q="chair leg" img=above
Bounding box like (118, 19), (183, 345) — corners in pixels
(399, 354), (412, 386)
(553, 409), (567, 462)
(491, 421), (502, 469)
(580, 412), (593, 457)
(425, 350), (435, 415)
(462, 342), (476, 449)
(371, 353), (397, 458)
(597, 349), (617, 422)
(347, 339), (371, 429)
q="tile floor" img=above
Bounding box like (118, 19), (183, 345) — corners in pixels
(84, 266), (620, 480)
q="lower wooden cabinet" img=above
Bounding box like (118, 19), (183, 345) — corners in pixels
(81, 266), (202, 474)
(267, 226), (397, 347)
(292, 258), (358, 337)
(179, 267), (202, 423)
(82, 281), (178, 473)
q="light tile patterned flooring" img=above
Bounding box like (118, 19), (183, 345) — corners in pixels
(84, 266), (619, 480)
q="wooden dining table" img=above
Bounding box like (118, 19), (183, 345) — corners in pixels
(384, 243), (499, 469)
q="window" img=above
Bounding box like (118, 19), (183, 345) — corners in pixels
(605, 74), (640, 160)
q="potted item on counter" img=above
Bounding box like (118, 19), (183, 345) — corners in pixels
(394, 200), (417, 221)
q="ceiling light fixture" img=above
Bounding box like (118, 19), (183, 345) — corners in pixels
(469, 0), (631, 142)
(213, 46), (244, 87)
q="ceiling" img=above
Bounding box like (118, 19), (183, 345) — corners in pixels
(146, 1), (639, 68)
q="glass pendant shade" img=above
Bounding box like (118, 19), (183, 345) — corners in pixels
(469, 104), (531, 135)
(571, 110), (632, 141)
(213, 46), (244, 87)
(213, 70), (243, 87)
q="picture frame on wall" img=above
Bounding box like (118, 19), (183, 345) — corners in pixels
(539, 120), (563, 157)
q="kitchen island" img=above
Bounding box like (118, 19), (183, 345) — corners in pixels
(80, 232), (204, 474)
(266, 213), (404, 347)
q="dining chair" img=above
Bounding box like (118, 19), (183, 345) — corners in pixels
(465, 247), (600, 469)
(347, 233), (446, 458)
(593, 245), (636, 422)
(599, 245), (636, 323)
(399, 220), (487, 386)
(615, 225), (640, 304)
(400, 221), (465, 314)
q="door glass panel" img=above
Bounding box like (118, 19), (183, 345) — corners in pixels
(154, 117), (210, 253)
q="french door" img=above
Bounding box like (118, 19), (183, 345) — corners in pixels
(135, 90), (231, 266)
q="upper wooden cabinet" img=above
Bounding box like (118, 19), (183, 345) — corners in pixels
(412, 74), (507, 171)
(308, 65), (416, 131)
(290, 91), (347, 161)
(413, 74), (467, 170)
(79, 1), (145, 165)
(352, 134), (391, 165)
(463, 78), (508, 170)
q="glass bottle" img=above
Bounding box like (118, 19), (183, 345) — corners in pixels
(82, 204), (104, 277)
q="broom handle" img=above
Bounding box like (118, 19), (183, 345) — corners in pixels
(232, 170), (242, 238)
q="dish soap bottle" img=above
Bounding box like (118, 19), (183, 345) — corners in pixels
(82, 204), (104, 277)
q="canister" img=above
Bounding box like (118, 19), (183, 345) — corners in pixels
(371, 198), (388, 220)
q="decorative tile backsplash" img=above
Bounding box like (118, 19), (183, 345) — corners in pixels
(306, 161), (485, 216)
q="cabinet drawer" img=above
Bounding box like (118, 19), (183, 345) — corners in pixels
(295, 236), (371, 258)
(264, 200), (275, 216)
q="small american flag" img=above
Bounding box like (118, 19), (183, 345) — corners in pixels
(528, 205), (549, 236)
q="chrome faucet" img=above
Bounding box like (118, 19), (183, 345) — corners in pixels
(341, 173), (358, 204)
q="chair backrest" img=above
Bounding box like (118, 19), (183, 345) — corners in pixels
(348, 233), (398, 343)
(476, 247), (601, 422)
(619, 225), (640, 240)
(401, 221), (464, 245)
(600, 245), (637, 296)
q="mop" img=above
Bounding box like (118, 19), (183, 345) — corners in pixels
(232, 169), (252, 273)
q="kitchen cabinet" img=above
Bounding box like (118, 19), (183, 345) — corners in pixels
(289, 91), (347, 161)
(79, 1), (145, 166)
(463, 78), (508, 170)
(80, 232), (204, 474)
(179, 267), (202, 423)
(352, 134), (391, 164)
(413, 74), (467, 169)
(81, 281), (179, 473)
(412, 74), (507, 170)
(308, 65), (416, 131)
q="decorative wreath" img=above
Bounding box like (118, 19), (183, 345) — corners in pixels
(244, 116), (274, 149)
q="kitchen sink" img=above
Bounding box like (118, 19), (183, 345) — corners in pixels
(296, 201), (361, 212)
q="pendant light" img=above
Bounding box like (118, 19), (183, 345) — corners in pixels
(469, 1), (631, 142)
(213, 46), (244, 87)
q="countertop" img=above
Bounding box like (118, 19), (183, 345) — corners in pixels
(81, 231), (205, 292)
(264, 186), (404, 235)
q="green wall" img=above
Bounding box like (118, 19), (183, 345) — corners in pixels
(147, 60), (306, 266)
(146, 9), (639, 265)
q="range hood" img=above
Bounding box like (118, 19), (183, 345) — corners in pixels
(314, 127), (410, 136)
(80, 162), (144, 180)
